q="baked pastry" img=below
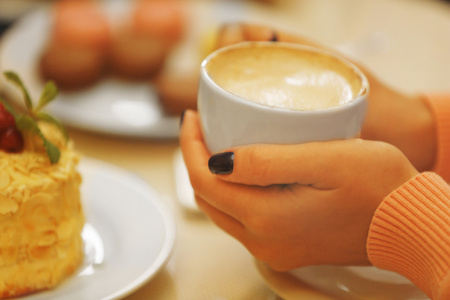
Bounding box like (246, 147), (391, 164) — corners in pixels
(154, 70), (199, 115)
(51, 0), (111, 50)
(0, 72), (84, 298)
(109, 27), (169, 80)
(132, 0), (185, 47)
(0, 124), (83, 298)
(40, 0), (188, 87)
(109, 0), (186, 80)
(40, 42), (108, 90)
(40, 0), (111, 90)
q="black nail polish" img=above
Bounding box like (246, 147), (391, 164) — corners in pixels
(209, 152), (234, 175)
(270, 32), (278, 42)
(179, 110), (186, 128)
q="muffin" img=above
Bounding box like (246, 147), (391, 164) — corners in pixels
(40, 0), (111, 90)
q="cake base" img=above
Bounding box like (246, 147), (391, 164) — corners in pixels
(0, 149), (84, 298)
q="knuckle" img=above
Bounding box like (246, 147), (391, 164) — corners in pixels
(239, 146), (275, 184)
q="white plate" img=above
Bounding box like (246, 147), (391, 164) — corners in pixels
(256, 261), (429, 300)
(0, 2), (179, 138)
(173, 148), (198, 212)
(22, 158), (176, 300)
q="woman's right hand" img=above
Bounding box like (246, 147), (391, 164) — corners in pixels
(179, 110), (419, 271)
(213, 23), (437, 172)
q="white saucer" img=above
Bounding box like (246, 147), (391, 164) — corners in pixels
(22, 158), (176, 300)
(173, 148), (197, 212)
(256, 261), (429, 300)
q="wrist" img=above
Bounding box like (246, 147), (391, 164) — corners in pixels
(410, 94), (437, 171)
(422, 94), (450, 181)
(361, 83), (436, 171)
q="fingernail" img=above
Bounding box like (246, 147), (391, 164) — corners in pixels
(179, 110), (186, 128)
(208, 152), (234, 175)
(270, 32), (278, 42)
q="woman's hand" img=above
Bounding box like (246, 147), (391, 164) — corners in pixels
(179, 110), (419, 271)
(213, 23), (437, 172)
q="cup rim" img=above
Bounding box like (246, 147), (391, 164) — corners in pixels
(200, 41), (369, 115)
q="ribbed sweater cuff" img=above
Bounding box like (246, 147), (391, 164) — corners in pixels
(423, 94), (450, 182)
(367, 172), (450, 298)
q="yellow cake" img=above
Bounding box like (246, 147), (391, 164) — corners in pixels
(0, 122), (85, 298)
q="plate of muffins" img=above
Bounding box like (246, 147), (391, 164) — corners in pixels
(0, 0), (200, 138)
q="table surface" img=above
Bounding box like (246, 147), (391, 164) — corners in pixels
(67, 129), (275, 300)
(1, 0), (450, 299)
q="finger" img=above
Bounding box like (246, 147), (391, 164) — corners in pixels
(179, 110), (210, 169)
(241, 23), (275, 41)
(215, 22), (325, 49)
(241, 23), (312, 45)
(215, 23), (277, 48)
(179, 110), (279, 220)
(210, 140), (366, 188)
(215, 22), (365, 74)
(215, 23), (279, 49)
(195, 195), (247, 242)
(215, 23), (246, 49)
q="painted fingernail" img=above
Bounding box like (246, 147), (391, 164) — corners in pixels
(179, 110), (186, 128)
(270, 32), (278, 42)
(208, 152), (234, 175)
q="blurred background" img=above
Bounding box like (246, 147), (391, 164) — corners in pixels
(0, 0), (449, 137)
(1, 0), (449, 90)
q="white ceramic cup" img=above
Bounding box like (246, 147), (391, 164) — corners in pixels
(198, 42), (369, 153)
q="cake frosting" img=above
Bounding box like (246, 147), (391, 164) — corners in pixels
(0, 123), (84, 298)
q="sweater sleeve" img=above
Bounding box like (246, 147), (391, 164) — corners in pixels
(423, 94), (450, 182)
(367, 172), (450, 299)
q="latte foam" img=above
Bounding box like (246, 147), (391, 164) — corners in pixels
(206, 45), (363, 110)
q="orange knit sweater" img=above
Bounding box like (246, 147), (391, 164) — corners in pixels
(367, 94), (450, 300)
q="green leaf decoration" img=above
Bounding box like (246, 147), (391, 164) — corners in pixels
(16, 115), (61, 164)
(0, 98), (19, 119)
(41, 138), (61, 165)
(36, 111), (69, 141)
(16, 115), (40, 134)
(3, 71), (67, 164)
(4, 71), (33, 111)
(35, 80), (58, 112)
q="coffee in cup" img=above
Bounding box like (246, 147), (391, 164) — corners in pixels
(205, 45), (363, 111)
(198, 42), (369, 153)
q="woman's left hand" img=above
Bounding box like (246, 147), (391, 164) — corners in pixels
(212, 22), (437, 172)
